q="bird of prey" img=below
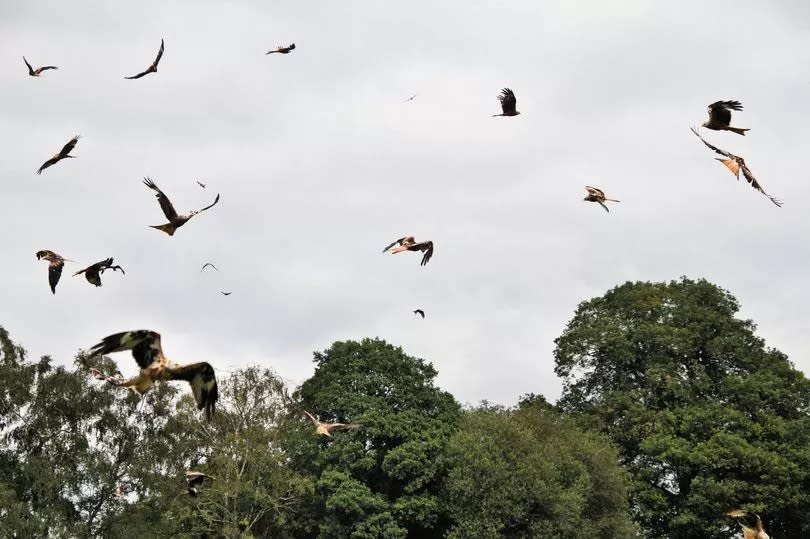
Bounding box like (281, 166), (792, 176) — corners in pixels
(88, 330), (219, 420)
(23, 57), (57, 77)
(220, 291), (232, 296)
(702, 100), (749, 135)
(583, 186), (620, 213)
(36, 250), (70, 294)
(185, 471), (211, 496)
(726, 510), (769, 539)
(143, 177), (221, 235)
(690, 128), (782, 207)
(124, 39), (164, 79)
(200, 263), (218, 272)
(382, 236), (434, 266)
(196, 180), (206, 188)
(266, 43), (295, 54)
(413, 309), (425, 318)
(492, 88), (520, 117)
(303, 411), (361, 437)
(37, 135), (79, 174)
(73, 258), (125, 287)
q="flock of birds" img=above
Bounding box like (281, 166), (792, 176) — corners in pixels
(21, 40), (782, 522)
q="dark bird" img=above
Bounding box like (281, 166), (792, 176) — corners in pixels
(36, 250), (71, 294)
(413, 309), (425, 318)
(73, 258), (125, 287)
(143, 177), (220, 236)
(37, 135), (79, 174)
(125, 39), (164, 79)
(492, 88), (520, 117)
(266, 43), (295, 54)
(383, 236), (434, 266)
(196, 180), (206, 188)
(220, 291), (232, 296)
(690, 128), (781, 207)
(583, 186), (620, 213)
(726, 510), (769, 539)
(304, 411), (361, 437)
(200, 263), (218, 272)
(185, 471), (211, 496)
(88, 330), (218, 420)
(23, 57), (57, 77)
(702, 100), (749, 135)
(405, 94), (416, 102)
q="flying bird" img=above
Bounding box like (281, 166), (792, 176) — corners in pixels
(303, 411), (361, 437)
(200, 263), (218, 272)
(702, 100), (749, 135)
(124, 39), (164, 79)
(143, 177), (220, 236)
(383, 236), (434, 266)
(73, 258), (125, 287)
(266, 43), (295, 54)
(690, 128), (781, 207)
(88, 330), (218, 420)
(726, 510), (769, 539)
(37, 135), (79, 174)
(185, 471), (211, 496)
(583, 186), (620, 213)
(23, 57), (57, 77)
(413, 309), (425, 318)
(196, 180), (206, 188)
(36, 250), (70, 294)
(220, 291), (232, 296)
(493, 88), (520, 117)
(405, 94), (416, 102)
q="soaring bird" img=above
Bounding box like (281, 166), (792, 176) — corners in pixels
(266, 43), (295, 54)
(196, 180), (206, 188)
(405, 94), (416, 102)
(125, 39), (164, 79)
(37, 135), (79, 174)
(383, 236), (434, 266)
(143, 177), (220, 236)
(200, 263), (218, 272)
(73, 258), (125, 287)
(23, 57), (57, 77)
(185, 471), (211, 496)
(583, 186), (620, 213)
(702, 100), (749, 135)
(726, 510), (769, 539)
(493, 88), (520, 117)
(36, 250), (70, 294)
(690, 128), (782, 207)
(303, 411), (361, 437)
(413, 309), (425, 318)
(88, 330), (218, 420)
(220, 291), (232, 296)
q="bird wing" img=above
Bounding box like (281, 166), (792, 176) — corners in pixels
(220, 291), (232, 295)
(690, 128), (736, 159)
(152, 39), (165, 68)
(498, 88), (517, 115)
(597, 200), (610, 213)
(23, 56), (34, 75)
(37, 156), (59, 174)
(185, 471), (209, 486)
(197, 181), (206, 188)
(382, 237), (407, 253)
(740, 162), (782, 207)
(326, 423), (362, 432)
(408, 241), (433, 265)
(48, 260), (64, 293)
(201, 263), (218, 272)
(192, 193), (221, 215)
(303, 410), (319, 425)
(585, 186), (605, 198)
(89, 330), (163, 370)
(124, 70), (149, 79)
(38, 66), (58, 72)
(74, 260), (105, 286)
(414, 309), (425, 318)
(59, 136), (80, 158)
(707, 101), (734, 127)
(143, 177), (179, 220)
(166, 362), (218, 420)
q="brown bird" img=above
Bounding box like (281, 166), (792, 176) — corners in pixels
(413, 309), (425, 318)
(73, 258), (125, 287)
(383, 236), (434, 266)
(37, 135), (79, 174)
(23, 57), (57, 77)
(702, 100), (749, 135)
(303, 411), (361, 437)
(726, 510), (769, 539)
(143, 177), (220, 236)
(492, 88), (520, 117)
(583, 186), (620, 213)
(36, 250), (71, 294)
(125, 39), (164, 79)
(185, 471), (211, 496)
(88, 330), (219, 420)
(266, 43), (295, 54)
(690, 128), (781, 207)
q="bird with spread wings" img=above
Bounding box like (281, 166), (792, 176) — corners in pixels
(726, 510), (769, 539)
(73, 258), (125, 287)
(125, 39), (164, 79)
(185, 471), (211, 496)
(200, 262), (218, 272)
(493, 87), (520, 117)
(266, 43), (295, 54)
(413, 309), (425, 318)
(88, 330), (218, 420)
(23, 56), (57, 77)
(37, 135), (79, 174)
(143, 177), (221, 235)
(303, 411), (361, 437)
(382, 236), (434, 266)
(583, 186), (620, 212)
(702, 100), (749, 135)
(690, 128), (781, 207)
(36, 250), (71, 294)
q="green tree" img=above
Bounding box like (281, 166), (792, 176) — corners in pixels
(554, 278), (810, 538)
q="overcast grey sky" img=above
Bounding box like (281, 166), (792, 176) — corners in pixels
(2, 0), (810, 406)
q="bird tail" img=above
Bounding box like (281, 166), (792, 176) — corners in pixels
(150, 223), (176, 235)
(728, 127), (749, 136)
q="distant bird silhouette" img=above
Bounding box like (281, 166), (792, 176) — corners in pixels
(125, 39), (164, 79)
(493, 88), (519, 117)
(220, 291), (232, 296)
(304, 411), (361, 437)
(196, 180), (206, 188)
(200, 263), (218, 272)
(413, 309), (425, 318)
(690, 128), (781, 207)
(727, 510), (769, 539)
(143, 177), (220, 236)
(383, 236), (434, 266)
(266, 43), (295, 54)
(36, 250), (71, 294)
(185, 471), (211, 496)
(405, 94), (416, 102)
(23, 56), (57, 77)
(37, 135), (79, 174)
(702, 100), (749, 135)
(583, 186), (620, 213)
(73, 258), (125, 287)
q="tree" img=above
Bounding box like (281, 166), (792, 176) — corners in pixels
(554, 278), (810, 538)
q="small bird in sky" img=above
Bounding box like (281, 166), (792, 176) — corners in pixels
(413, 309), (425, 318)
(383, 236), (434, 266)
(23, 56), (57, 77)
(200, 263), (218, 272)
(303, 411), (361, 437)
(702, 100), (749, 135)
(266, 43), (295, 54)
(125, 39), (164, 79)
(36, 250), (72, 294)
(37, 135), (79, 174)
(220, 291), (232, 296)
(405, 94), (416, 102)
(196, 180), (206, 188)
(73, 257), (125, 287)
(492, 88), (520, 117)
(583, 186), (620, 213)
(143, 177), (220, 236)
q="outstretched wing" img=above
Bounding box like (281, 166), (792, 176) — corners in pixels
(143, 177), (179, 220)
(409, 241), (433, 266)
(89, 330), (163, 370)
(326, 422), (362, 432)
(166, 362), (218, 420)
(690, 128), (735, 159)
(303, 410), (319, 425)
(124, 69), (149, 80)
(382, 237), (407, 253)
(37, 156), (59, 174)
(498, 88), (517, 115)
(38, 66), (58, 72)
(23, 56), (34, 75)
(48, 261), (64, 294)
(200, 263), (218, 272)
(152, 39), (165, 68)
(192, 193), (220, 215)
(59, 136), (80, 158)
(740, 162), (782, 207)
